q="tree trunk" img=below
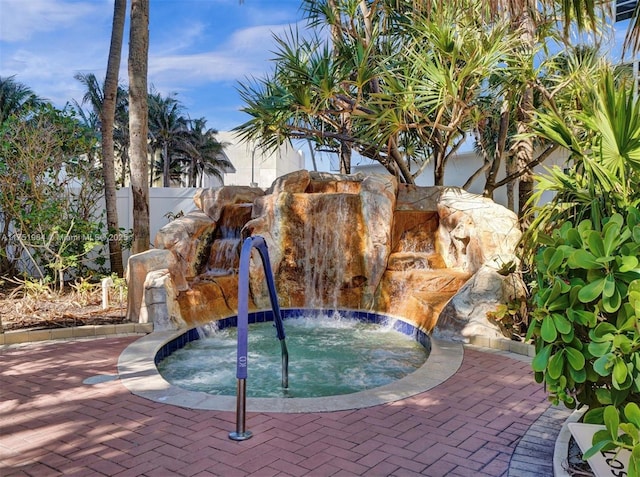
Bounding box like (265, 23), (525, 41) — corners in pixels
(483, 98), (510, 201)
(162, 142), (170, 187)
(307, 139), (318, 172)
(188, 157), (196, 187)
(515, 93), (535, 221)
(339, 128), (351, 174)
(433, 141), (445, 186)
(119, 149), (128, 188)
(149, 150), (155, 187)
(389, 137), (414, 184)
(128, 0), (150, 254)
(101, 0), (126, 277)
(514, 8), (536, 222)
(327, 0), (353, 175)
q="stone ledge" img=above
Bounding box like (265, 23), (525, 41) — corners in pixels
(467, 335), (535, 357)
(0, 323), (154, 346)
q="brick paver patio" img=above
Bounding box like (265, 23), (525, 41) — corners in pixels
(1, 336), (555, 476)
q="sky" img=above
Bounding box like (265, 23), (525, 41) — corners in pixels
(0, 0), (308, 132)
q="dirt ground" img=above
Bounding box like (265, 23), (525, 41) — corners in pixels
(0, 281), (128, 332)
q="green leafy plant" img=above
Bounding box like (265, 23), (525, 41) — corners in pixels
(583, 404), (640, 475)
(70, 277), (101, 306)
(5, 275), (54, 300)
(524, 64), (640, 472)
(528, 208), (640, 472)
(486, 298), (528, 337)
(108, 273), (128, 311)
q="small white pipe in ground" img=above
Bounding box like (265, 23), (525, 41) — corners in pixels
(101, 277), (114, 310)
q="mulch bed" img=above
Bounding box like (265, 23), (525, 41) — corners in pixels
(0, 282), (128, 332)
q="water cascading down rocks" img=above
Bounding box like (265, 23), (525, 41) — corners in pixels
(126, 170), (525, 342)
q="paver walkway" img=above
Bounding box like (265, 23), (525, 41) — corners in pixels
(1, 336), (554, 476)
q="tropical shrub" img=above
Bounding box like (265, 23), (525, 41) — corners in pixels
(0, 103), (109, 286)
(528, 209), (640, 474)
(528, 210), (640, 409)
(525, 64), (640, 471)
(584, 404), (640, 474)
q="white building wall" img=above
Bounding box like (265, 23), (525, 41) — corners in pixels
(217, 131), (306, 189)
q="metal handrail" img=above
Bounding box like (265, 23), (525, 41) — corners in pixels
(229, 235), (288, 441)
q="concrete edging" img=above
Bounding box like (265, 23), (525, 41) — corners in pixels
(467, 334), (536, 357)
(1, 322), (154, 347)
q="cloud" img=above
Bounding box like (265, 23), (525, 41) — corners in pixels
(148, 21), (306, 86)
(0, 0), (113, 104)
(0, 0), (109, 42)
(153, 20), (208, 56)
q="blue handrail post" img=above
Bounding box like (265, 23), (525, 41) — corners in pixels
(229, 235), (288, 441)
(252, 236), (289, 389)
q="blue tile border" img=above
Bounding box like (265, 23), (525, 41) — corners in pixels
(155, 308), (431, 365)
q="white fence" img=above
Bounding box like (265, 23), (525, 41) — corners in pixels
(1, 187), (204, 277)
(116, 187), (200, 244)
(115, 187), (201, 263)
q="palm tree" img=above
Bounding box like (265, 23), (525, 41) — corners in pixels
(112, 85), (130, 187)
(236, 0), (520, 185)
(177, 118), (229, 187)
(71, 101), (101, 166)
(150, 153), (187, 186)
(74, 73), (127, 277)
(98, 0), (127, 276)
(75, 74), (130, 183)
(467, 45), (604, 210)
(367, 2), (521, 186)
(128, 0), (150, 254)
(0, 76), (43, 126)
(74, 73), (103, 116)
(147, 90), (188, 187)
(238, 0), (638, 219)
(449, 0), (619, 218)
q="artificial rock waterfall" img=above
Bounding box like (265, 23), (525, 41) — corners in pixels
(126, 170), (525, 342)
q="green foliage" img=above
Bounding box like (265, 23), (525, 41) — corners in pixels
(12, 276), (54, 300)
(486, 297), (528, 337)
(70, 277), (102, 306)
(107, 272), (128, 309)
(0, 102), (109, 283)
(527, 210), (640, 409)
(525, 67), (640, 255)
(526, 66), (640, 473)
(583, 404), (640, 474)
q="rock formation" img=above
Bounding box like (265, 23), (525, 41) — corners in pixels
(126, 170), (524, 341)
